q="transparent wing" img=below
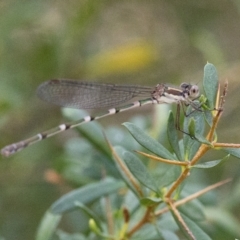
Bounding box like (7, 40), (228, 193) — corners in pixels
(37, 79), (153, 109)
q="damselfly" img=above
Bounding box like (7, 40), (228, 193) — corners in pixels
(1, 80), (200, 157)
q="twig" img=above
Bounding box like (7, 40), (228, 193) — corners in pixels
(168, 200), (196, 240)
(156, 178), (232, 216)
(127, 207), (153, 237)
(135, 150), (188, 166)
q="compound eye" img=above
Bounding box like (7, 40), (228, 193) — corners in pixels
(180, 82), (189, 90)
(190, 85), (199, 99)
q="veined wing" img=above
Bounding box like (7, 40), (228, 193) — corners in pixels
(37, 79), (153, 109)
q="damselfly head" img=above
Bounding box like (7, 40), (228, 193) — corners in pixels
(180, 83), (199, 100)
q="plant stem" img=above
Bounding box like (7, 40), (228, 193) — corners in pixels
(127, 207), (153, 237)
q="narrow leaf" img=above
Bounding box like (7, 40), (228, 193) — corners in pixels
(193, 160), (221, 169)
(184, 140), (199, 161)
(140, 197), (162, 206)
(113, 146), (142, 197)
(161, 230), (179, 240)
(172, 211), (212, 240)
(56, 230), (86, 240)
(203, 63), (219, 109)
(188, 118), (196, 137)
(183, 108), (205, 160)
(51, 179), (124, 214)
(199, 94), (214, 127)
(167, 111), (182, 160)
(74, 202), (102, 230)
(36, 211), (61, 240)
(181, 213), (212, 240)
(204, 207), (240, 237)
(178, 199), (205, 222)
(223, 148), (240, 159)
(184, 108), (205, 137)
(155, 164), (181, 189)
(123, 150), (159, 193)
(123, 122), (175, 160)
(193, 155), (229, 169)
(204, 109), (213, 127)
(130, 224), (163, 240)
(194, 133), (211, 146)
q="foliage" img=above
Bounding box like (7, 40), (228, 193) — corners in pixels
(34, 63), (240, 240)
(1, 2), (240, 239)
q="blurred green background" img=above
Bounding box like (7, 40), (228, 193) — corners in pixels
(1, 1), (240, 239)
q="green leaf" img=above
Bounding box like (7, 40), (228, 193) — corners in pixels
(183, 108), (205, 160)
(203, 62), (219, 109)
(123, 123), (181, 187)
(204, 108), (214, 127)
(167, 111), (183, 160)
(187, 117), (212, 146)
(140, 197), (162, 206)
(56, 230), (86, 240)
(50, 179), (125, 214)
(183, 140), (195, 161)
(36, 211), (61, 240)
(193, 155), (229, 169)
(178, 199), (205, 221)
(194, 133), (212, 146)
(118, 147), (180, 191)
(184, 108), (205, 136)
(123, 150), (160, 193)
(74, 202), (103, 230)
(223, 148), (240, 159)
(123, 122), (175, 160)
(199, 94), (214, 127)
(204, 207), (240, 237)
(113, 146), (141, 197)
(161, 230), (179, 240)
(155, 164), (181, 189)
(193, 160), (221, 169)
(182, 213), (212, 240)
(172, 211), (212, 240)
(130, 224), (163, 240)
(188, 118), (195, 137)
